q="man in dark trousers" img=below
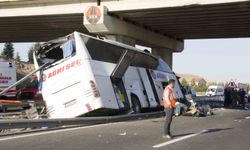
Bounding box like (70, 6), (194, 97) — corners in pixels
(239, 88), (246, 109)
(162, 79), (176, 139)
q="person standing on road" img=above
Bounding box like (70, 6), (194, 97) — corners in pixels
(162, 79), (176, 139)
(239, 88), (246, 109)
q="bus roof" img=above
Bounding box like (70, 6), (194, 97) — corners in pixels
(37, 32), (159, 70)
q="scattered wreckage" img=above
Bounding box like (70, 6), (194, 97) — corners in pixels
(174, 94), (220, 117)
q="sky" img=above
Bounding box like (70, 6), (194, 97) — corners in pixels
(0, 38), (250, 83)
(0, 42), (32, 62)
(173, 38), (250, 83)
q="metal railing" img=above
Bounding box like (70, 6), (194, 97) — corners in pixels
(0, 111), (163, 130)
(193, 95), (225, 102)
(193, 95), (225, 107)
(0, 63), (48, 96)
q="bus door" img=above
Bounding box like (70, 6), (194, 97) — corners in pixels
(137, 68), (159, 108)
(148, 71), (164, 106)
(111, 50), (136, 110)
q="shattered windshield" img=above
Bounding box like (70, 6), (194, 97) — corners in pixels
(36, 35), (75, 66)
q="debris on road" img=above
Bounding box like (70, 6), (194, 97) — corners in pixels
(119, 132), (127, 136)
(197, 105), (214, 117)
(98, 134), (102, 138)
(175, 102), (188, 116)
(182, 98), (215, 117)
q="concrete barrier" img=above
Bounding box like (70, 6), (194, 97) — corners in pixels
(193, 95), (225, 108)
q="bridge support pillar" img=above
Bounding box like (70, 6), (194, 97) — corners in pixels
(83, 5), (183, 49)
(152, 48), (173, 69)
(83, 5), (183, 68)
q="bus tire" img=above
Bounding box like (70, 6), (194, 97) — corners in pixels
(131, 95), (141, 113)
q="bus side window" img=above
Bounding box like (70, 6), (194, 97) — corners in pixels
(81, 36), (125, 63)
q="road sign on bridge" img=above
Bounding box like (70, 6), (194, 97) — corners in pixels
(85, 6), (102, 25)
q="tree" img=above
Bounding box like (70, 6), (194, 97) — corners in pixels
(181, 78), (189, 87)
(15, 52), (21, 61)
(197, 81), (207, 92)
(207, 82), (217, 86)
(190, 79), (196, 88)
(208, 81), (226, 87)
(1, 42), (14, 59)
(217, 82), (225, 87)
(28, 43), (41, 63)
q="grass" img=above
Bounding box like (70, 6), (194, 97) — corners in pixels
(196, 92), (206, 96)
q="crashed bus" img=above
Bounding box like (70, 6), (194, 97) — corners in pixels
(33, 32), (184, 118)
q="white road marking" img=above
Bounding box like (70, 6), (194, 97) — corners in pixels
(245, 116), (250, 119)
(0, 123), (112, 142)
(153, 129), (208, 148)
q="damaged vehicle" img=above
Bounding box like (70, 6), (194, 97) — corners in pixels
(33, 32), (185, 118)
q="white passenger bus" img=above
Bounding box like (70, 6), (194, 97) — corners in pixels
(34, 32), (184, 118)
(0, 59), (17, 99)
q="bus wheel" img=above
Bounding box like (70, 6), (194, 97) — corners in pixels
(131, 96), (141, 113)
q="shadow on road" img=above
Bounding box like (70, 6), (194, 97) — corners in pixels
(173, 128), (232, 138)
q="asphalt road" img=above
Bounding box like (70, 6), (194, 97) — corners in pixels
(0, 109), (250, 150)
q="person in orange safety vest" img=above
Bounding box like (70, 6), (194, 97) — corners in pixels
(162, 79), (176, 139)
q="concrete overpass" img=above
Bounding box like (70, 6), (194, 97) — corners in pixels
(1, 0), (250, 66)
